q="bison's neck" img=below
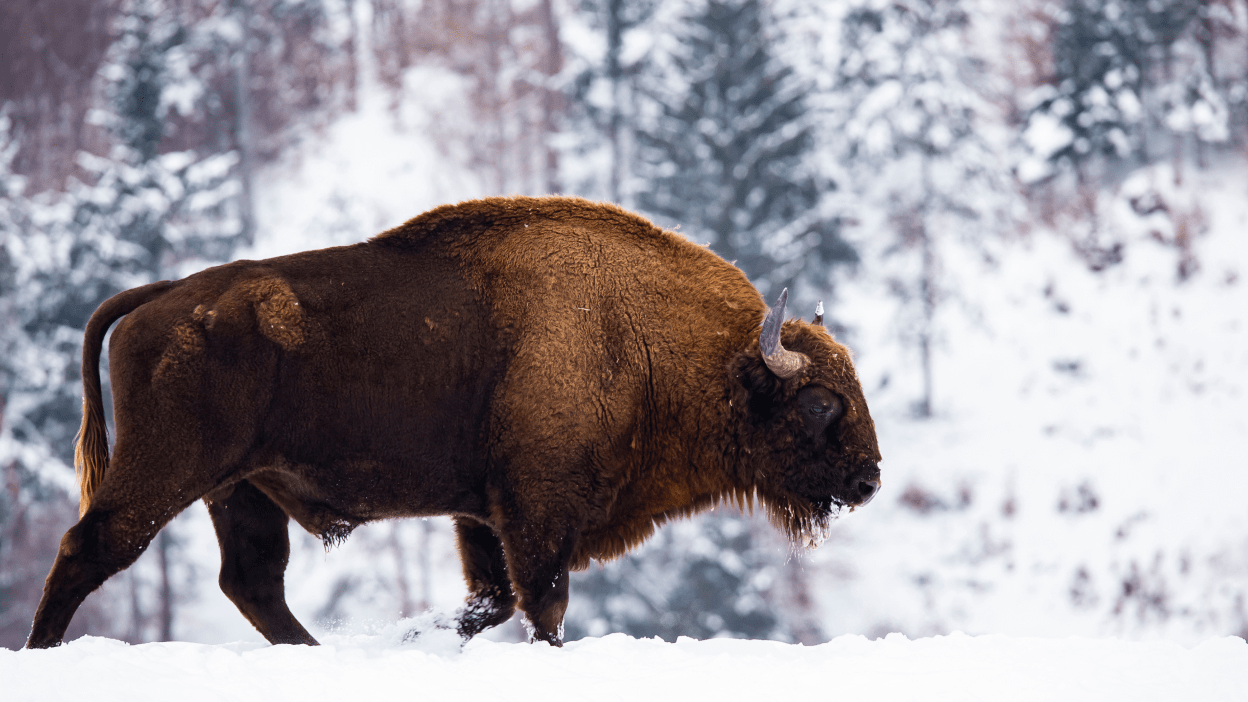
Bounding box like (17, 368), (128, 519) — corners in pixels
(592, 322), (766, 541)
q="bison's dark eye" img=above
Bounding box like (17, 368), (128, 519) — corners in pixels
(796, 386), (842, 436)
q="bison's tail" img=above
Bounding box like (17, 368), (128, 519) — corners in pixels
(75, 280), (177, 517)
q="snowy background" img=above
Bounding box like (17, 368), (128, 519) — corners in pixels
(1, 0), (1247, 689)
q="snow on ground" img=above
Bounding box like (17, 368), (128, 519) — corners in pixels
(3, 630), (1245, 702)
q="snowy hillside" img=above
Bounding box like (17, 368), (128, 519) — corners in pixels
(4, 630), (1246, 702)
(818, 161), (1248, 643)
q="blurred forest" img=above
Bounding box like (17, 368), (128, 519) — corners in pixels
(2, 0), (1247, 649)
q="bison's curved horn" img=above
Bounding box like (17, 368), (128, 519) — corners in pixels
(760, 288), (809, 379)
(812, 300), (824, 327)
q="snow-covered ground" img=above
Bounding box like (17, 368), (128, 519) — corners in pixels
(4, 629), (1246, 702)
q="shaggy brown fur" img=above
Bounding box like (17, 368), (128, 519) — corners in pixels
(28, 195), (881, 649)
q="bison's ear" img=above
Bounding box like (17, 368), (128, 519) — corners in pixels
(730, 346), (785, 416)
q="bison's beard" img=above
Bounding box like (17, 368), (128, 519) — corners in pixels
(767, 496), (843, 550)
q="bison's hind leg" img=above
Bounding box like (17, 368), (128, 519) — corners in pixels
(206, 480), (317, 646)
(26, 507), (154, 648)
(453, 518), (517, 640)
(26, 454), (211, 648)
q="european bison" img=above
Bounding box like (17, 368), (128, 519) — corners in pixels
(27, 196), (881, 649)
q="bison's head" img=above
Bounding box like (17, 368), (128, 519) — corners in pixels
(729, 289), (882, 548)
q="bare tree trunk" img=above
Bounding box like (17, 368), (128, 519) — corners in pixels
(127, 572), (144, 643)
(232, 0), (256, 246)
(1163, 42), (1184, 187)
(485, 0), (508, 194)
(539, 0), (563, 194)
(606, 0), (624, 203)
(1195, 9), (1215, 170)
(345, 0), (359, 112)
(389, 524), (414, 617)
(917, 157), (935, 419)
(418, 520), (432, 612)
(156, 530), (173, 641)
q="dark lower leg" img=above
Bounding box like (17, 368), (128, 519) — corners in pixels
(27, 509), (154, 648)
(513, 563), (570, 646)
(453, 518), (516, 639)
(505, 526), (575, 647)
(208, 481), (316, 646)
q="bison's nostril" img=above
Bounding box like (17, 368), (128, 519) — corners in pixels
(857, 479), (880, 505)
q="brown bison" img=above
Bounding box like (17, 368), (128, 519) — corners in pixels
(26, 196), (881, 649)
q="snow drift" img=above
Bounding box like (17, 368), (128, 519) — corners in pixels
(3, 629), (1245, 702)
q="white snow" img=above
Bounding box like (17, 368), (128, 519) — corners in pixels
(3, 631), (1244, 702)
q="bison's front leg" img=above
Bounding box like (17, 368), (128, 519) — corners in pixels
(453, 517), (517, 640)
(501, 522), (577, 647)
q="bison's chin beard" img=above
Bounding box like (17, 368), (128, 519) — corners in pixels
(767, 497), (843, 551)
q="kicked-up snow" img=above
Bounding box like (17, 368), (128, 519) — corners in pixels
(3, 628), (1245, 702)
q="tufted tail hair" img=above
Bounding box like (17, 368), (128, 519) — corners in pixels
(75, 280), (176, 517)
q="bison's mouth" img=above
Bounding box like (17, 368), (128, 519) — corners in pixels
(776, 471), (882, 550)
(768, 496), (839, 550)
(798, 505), (838, 549)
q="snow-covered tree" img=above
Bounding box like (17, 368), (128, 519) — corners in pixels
(1019, 0), (1231, 184)
(564, 0), (661, 201)
(1019, 0), (1149, 182)
(831, 0), (1012, 417)
(14, 1), (241, 456)
(559, 0), (840, 644)
(632, 0), (852, 296)
(0, 0), (244, 646)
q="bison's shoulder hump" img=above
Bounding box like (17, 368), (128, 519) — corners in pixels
(370, 195), (682, 252)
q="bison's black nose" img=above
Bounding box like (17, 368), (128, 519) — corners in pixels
(856, 479), (880, 506)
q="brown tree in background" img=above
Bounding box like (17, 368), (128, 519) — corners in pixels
(0, 0), (120, 190)
(372, 0), (567, 195)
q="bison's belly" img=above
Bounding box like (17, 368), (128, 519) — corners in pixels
(245, 451), (490, 538)
(246, 343), (502, 529)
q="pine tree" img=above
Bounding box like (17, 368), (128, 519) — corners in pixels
(562, 0), (838, 644)
(832, 0), (1011, 417)
(1140, 0), (1227, 180)
(15, 1), (241, 457)
(1020, 0), (1148, 182)
(1019, 0), (1227, 184)
(566, 0), (661, 201)
(632, 0), (852, 296)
